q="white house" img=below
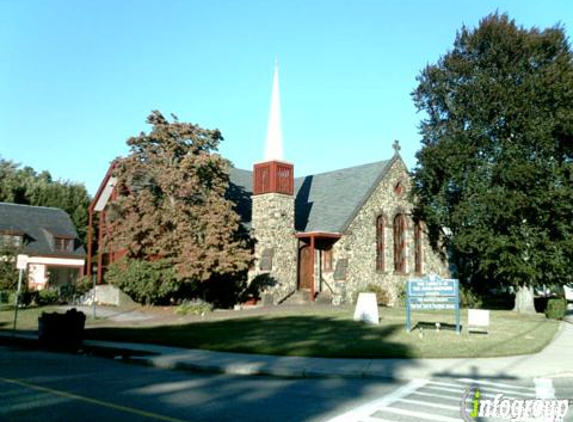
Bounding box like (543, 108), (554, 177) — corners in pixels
(0, 202), (86, 290)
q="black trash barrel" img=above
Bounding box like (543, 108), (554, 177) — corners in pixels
(38, 308), (86, 351)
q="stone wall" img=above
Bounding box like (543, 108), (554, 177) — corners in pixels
(249, 192), (298, 304)
(322, 158), (450, 305)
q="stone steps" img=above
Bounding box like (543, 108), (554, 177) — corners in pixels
(280, 290), (333, 305)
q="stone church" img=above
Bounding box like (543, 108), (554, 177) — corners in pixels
(228, 62), (450, 305)
(88, 62), (450, 305)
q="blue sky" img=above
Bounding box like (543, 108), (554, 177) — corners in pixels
(1, 0), (572, 195)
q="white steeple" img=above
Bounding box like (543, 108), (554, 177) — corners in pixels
(264, 59), (284, 161)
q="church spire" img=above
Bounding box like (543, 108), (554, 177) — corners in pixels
(264, 58), (283, 161)
(253, 59), (293, 196)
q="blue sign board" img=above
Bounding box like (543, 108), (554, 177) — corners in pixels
(406, 274), (460, 333)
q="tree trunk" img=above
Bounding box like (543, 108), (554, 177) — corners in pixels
(513, 285), (536, 313)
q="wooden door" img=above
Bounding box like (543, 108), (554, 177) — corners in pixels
(298, 245), (312, 290)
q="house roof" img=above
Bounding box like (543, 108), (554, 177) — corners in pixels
(0, 202), (86, 257)
(90, 160), (117, 212)
(228, 158), (395, 234)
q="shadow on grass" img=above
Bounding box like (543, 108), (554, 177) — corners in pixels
(86, 315), (412, 359)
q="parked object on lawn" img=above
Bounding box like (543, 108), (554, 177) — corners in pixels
(79, 285), (135, 307)
(468, 309), (490, 334)
(38, 308), (86, 351)
(353, 292), (379, 325)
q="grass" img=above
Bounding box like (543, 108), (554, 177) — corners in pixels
(0, 305), (109, 331)
(0, 305), (61, 331)
(0, 306), (559, 359)
(87, 307), (558, 359)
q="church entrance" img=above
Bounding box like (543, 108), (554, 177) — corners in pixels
(298, 244), (312, 290)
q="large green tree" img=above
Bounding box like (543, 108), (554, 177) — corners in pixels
(412, 13), (573, 312)
(108, 111), (252, 287)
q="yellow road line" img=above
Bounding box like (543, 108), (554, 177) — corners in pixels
(0, 376), (191, 422)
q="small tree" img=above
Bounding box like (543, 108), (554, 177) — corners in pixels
(412, 14), (573, 312)
(108, 111), (252, 295)
(0, 243), (20, 292)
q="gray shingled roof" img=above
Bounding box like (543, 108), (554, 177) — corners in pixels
(0, 202), (86, 257)
(227, 167), (253, 230)
(228, 159), (394, 233)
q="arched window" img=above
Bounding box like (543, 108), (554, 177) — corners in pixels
(394, 214), (407, 273)
(414, 222), (423, 274)
(376, 215), (385, 271)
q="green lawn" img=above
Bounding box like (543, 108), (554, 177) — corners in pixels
(86, 307), (558, 359)
(0, 305), (108, 332)
(0, 306), (560, 359)
(0, 305), (61, 331)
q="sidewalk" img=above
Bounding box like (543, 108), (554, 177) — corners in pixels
(2, 317), (572, 381)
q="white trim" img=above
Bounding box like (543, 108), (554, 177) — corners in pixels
(25, 256), (85, 267)
(93, 177), (117, 211)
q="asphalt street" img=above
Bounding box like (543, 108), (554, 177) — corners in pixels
(1, 346), (572, 422)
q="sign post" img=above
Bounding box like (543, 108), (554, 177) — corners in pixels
(405, 274), (460, 334)
(12, 255), (28, 336)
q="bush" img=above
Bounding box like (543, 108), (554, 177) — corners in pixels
(362, 283), (391, 306)
(202, 273), (249, 309)
(38, 288), (59, 305)
(105, 258), (181, 305)
(0, 259), (18, 291)
(0, 290), (11, 304)
(74, 276), (94, 296)
(395, 281), (407, 307)
(175, 299), (213, 316)
(460, 285), (483, 309)
(545, 298), (567, 320)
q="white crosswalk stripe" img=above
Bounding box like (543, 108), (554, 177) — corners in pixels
(395, 397), (467, 411)
(458, 378), (536, 391)
(323, 377), (549, 422)
(409, 390), (466, 401)
(324, 378), (427, 422)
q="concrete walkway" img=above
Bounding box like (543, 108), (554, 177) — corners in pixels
(3, 312), (572, 382)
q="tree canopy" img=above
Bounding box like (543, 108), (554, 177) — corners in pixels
(108, 111), (252, 284)
(411, 14), (573, 305)
(0, 157), (91, 245)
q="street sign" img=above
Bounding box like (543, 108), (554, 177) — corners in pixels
(406, 274), (460, 333)
(16, 254), (28, 270)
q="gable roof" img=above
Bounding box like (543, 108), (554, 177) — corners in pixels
(0, 202), (86, 257)
(228, 158), (396, 234)
(228, 167), (254, 230)
(90, 160), (117, 212)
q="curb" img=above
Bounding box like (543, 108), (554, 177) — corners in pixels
(129, 355), (394, 380)
(2, 323), (572, 382)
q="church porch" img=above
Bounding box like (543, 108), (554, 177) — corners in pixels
(295, 232), (341, 302)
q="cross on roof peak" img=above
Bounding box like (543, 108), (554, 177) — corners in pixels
(393, 140), (401, 156)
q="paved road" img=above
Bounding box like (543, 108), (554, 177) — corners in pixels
(1, 346), (572, 422)
(0, 346), (399, 422)
(324, 377), (573, 422)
